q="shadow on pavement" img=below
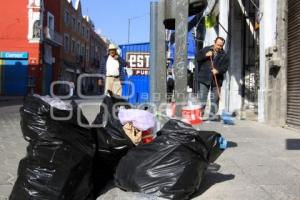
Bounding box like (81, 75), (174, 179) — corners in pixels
(286, 139), (300, 150)
(227, 141), (238, 148)
(191, 163), (235, 198)
(0, 99), (24, 107)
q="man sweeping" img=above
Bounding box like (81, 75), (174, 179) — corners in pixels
(196, 37), (229, 121)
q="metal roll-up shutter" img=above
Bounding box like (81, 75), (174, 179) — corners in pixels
(287, 0), (300, 128)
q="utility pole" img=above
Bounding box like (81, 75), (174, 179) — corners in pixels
(150, 1), (166, 105)
(128, 18), (130, 43)
(173, 0), (189, 116)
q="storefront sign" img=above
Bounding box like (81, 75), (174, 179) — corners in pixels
(126, 52), (150, 76)
(0, 52), (28, 59)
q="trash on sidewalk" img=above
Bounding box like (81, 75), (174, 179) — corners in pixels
(118, 109), (156, 145)
(114, 119), (227, 200)
(92, 93), (134, 197)
(141, 129), (154, 144)
(10, 92), (226, 200)
(182, 93), (203, 125)
(222, 111), (235, 125)
(181, 104), (202, 125)
(92, 93), (156, 197)
(10, 95), (95, 200)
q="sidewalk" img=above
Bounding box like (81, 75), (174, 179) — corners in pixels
(0, 103), (299, 199)
(0, 96), (24, 107)
(98, 120), (300, 200)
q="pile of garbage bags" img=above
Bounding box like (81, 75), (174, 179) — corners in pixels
(115, 120), (225, 200)
(10, 95), (95, 200)
(10, 93), (227, 200)
(91, 93), (134, 197)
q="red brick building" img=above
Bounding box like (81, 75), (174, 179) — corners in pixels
(43, 0), (63, 94)
(60, 0), (108, 94)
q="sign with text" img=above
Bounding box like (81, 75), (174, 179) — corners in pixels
(0, 52), (28, 60)
(126, 52), (150, 76)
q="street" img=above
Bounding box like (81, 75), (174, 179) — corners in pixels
(0, 101), (299, 200)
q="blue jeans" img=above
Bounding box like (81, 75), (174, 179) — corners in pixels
(199, 82), (220, 118)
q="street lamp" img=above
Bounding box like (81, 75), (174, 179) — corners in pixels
(128, 13), (149, 44)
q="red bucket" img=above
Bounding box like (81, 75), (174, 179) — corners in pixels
(181, 105), (203, 125)
(142, 129), (154, 144)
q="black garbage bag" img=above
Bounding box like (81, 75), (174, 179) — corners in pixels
(115, 119), (225, 200)
(10, 95), (95, 200)
(92, 92), (134, 197)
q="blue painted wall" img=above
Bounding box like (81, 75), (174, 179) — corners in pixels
(120, 43), (150, 104)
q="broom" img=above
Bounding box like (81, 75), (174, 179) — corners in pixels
(209, 55), (234, 124)
(209, 55), (221, 98)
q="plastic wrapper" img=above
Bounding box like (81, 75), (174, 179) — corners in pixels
(115, 119), (226, 200)
(10, 95), (95, 200)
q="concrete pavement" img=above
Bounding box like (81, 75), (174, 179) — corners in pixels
(0, 101), (300, 200)
(0, 105), (26, 200)
(97, 120), (300, 200)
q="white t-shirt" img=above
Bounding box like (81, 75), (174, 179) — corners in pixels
(106, 55), (120, 76)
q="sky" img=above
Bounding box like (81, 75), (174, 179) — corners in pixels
(76, 0), (155, 45)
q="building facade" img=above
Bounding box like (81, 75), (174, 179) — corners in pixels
(0, 0), (108, 96)
(60, 0), (108, 94)
(0, 0), (44, 95)
(199, 0), (299, 129)
(43, 0), (63, 94)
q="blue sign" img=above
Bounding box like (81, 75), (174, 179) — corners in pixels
(0, 52), (28, 59)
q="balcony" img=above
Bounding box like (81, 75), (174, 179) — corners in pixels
(44, 27), (63, 46)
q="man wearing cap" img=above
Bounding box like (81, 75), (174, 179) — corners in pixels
(102, 44), (127, 96)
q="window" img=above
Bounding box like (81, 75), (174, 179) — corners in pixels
(64, 34), (69, 52)
(91, 44), (95, 59)
(77, 21), (81, 33)
(86, 48), (89, 62)
(47, 12), (54, 30)
(71, 39), (76, 54)
(76, 42), (80, 55)
(86, 30), (89, 39)
(72, 16), (76, 30)
(81, 45), (85, 56)
(82, 26), (85, 36)
(64, 11), (69, 25)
